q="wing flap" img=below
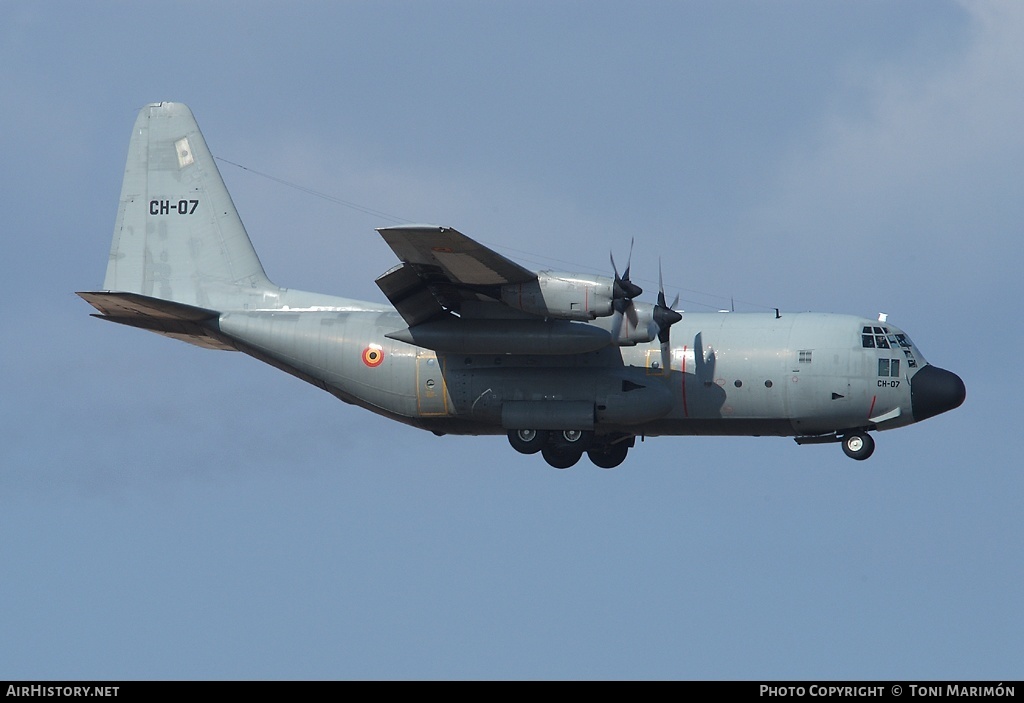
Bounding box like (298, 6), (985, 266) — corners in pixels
(374, 263), (448, 326)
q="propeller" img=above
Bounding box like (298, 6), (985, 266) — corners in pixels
(654, 260), (682, 372)
(610, 238), (643, 302)
(609, 238), (642, 340)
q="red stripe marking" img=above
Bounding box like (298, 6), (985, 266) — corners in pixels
(867, 395), (876, 418)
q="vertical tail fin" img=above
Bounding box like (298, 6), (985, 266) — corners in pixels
(103, 102), (276, 309)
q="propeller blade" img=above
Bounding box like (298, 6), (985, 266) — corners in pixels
(611, 297), (640, 340)
(653, 261), (681, 335)
(657, 320), (674, 345)
(610, 238), (643, 301)
(657, 259), (666, 308)
(622, 236), (634, 283)
(653, 259), (681, 365)
(656, 310), (680, 348)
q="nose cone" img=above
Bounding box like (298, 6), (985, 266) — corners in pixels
(911, 365), (966, 422)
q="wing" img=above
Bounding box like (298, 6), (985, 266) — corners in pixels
(374, 225), (614, 355)
(375, 225), (536, 325)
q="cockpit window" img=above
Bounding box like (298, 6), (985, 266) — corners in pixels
(862, 325), (892, 348)
(864, 326), (919, 369)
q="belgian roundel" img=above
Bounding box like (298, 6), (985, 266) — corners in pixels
(362, 345), (384, 367)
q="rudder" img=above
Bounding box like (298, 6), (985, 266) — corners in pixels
(103, 102), (275, 309)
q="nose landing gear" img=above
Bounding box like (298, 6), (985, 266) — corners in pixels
(794, 430), (877, 460)
(841, 432), (875, 461)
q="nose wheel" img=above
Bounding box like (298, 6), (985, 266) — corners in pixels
(842, 432), (875, 461)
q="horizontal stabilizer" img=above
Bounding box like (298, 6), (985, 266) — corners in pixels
(77, 291), (234, 350)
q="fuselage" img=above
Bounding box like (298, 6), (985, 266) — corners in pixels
(214, 292), (959, 440)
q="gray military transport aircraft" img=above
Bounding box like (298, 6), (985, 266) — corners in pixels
(79, 102), (966, 469)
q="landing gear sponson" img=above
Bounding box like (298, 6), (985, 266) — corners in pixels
(507, 430), (635, 469)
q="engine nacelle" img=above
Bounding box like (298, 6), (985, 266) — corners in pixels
(500, 272), (615, 321)
(611, 301), (659, 346)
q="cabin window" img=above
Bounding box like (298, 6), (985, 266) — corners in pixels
(878, 359), (901, 377)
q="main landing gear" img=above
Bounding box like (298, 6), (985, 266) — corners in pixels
(507, 430), (634, 469)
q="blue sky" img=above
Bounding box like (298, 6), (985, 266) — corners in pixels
(2, 1), (1021, 679)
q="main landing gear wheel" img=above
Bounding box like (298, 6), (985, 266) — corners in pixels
(507, 429), (550, 455)
(842, 432), (875, 461)
(557, 429), (593, 451)
(542, 445), (583, 469)
(587, 442), (629, 469)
